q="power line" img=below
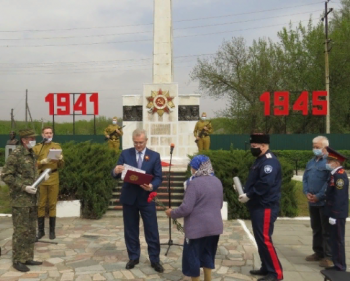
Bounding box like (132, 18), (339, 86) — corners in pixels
(0, 1), (324, 33)
(0, 53), (213, 67)
(0, 10), (322, 41)
(0, 19), (311, 48)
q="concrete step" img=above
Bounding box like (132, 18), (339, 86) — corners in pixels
(109, 171), (187, 211)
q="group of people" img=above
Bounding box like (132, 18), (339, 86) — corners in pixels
(111, 130), (348, 281)
(303, 136), (349, 272)
(1, 127), (64, 272)
(1, 126), (348, 280)
(111, 128), (223, 279)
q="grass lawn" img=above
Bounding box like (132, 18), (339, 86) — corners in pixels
(0, 185), (11, 214)
(293, 180), (350, 217)
(293, 180), (309, 216)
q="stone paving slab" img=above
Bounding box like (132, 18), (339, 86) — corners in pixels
(1, 214), (349, 281)
(0, 215), (258, 281)
(245, 218), (350, 281)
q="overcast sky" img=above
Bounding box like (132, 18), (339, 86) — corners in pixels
(0, 0), (339, 123)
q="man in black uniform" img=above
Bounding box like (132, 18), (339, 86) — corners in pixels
(238, 134), (283, 281)
(322, 147), (349, 271)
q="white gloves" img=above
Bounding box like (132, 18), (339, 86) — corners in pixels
(56, 154), (63, 160)
(238, 193), (250, 203)
(329, 217), (336, 225)
(40, 158), (51, 165)
(44, 173), (50, 181)
(25, 186), (37, 194)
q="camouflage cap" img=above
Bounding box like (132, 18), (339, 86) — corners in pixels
(201, 112), (207, 116)
(18, 128), (38, 138)
(113, 116), (118, 120)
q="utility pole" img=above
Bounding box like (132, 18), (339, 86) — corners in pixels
(323, 1), (333, 133)
(25, 89), (28, 126)
(11, 109), (15, 130)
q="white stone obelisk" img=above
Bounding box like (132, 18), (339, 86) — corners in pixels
(153, 0), (173, 83)
(123, 0), (198, 161)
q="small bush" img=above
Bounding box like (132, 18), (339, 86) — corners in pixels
(0, 185), (11, 214)
(59, 142), (119, 219)
(0, 148), (4, 166)
(188, 149), (298, 219)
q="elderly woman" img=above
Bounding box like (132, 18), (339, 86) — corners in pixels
(165, 155), (223, 281)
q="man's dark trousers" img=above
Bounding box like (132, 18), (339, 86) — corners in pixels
(330, 218), (346, 271)
(309, 205), (331, 259)
(250, 206), (283, 280)
(123, 202), (160, 263)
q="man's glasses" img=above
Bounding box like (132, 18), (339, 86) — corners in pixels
(133, 141), (145, 146)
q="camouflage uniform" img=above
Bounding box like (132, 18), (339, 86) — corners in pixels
(1, 144), (38, 263)
(104, 117), (123, 152)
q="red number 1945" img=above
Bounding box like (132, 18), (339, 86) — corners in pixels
(259, 91), (327, 116)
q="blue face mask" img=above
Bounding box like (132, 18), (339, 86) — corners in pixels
(325, 164), (333, 171)
(313, 149), (323, 156)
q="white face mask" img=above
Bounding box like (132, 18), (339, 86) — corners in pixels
(27, 140), (36, 149)
(201, 117), (207, 120)
(45, 138), (53, 143)
(112, 121), (117, 125)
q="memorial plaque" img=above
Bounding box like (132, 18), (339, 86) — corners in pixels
(151, 124), (171, 135)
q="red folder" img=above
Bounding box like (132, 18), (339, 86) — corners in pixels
(124, 170), (154, 185)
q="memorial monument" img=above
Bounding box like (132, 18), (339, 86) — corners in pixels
(122, 0), (200, 163)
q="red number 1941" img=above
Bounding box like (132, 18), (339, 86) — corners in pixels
(259, 91), (327, 116)
(45, 93), (99, 115)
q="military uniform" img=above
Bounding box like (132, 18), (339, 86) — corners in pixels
(323, 147), (349, 271)
(243, 134), (283, 280)
(1, 132), (38, 265)
(104, 118), (123, 152)
(193, 119), (213, 151)
(33, 141), (64, 239)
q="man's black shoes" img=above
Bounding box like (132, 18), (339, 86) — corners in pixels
(257, 274), (280, 281)
(26, 260), (43, 266)
(125, 259), (139, 269)
(125, 259), (164, 273)
(151, 262), (164, 273)
(13, 262), (30, 272)
(250, 269), (268, 275)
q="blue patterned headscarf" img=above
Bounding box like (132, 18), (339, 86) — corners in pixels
(184, 155), (215, 190)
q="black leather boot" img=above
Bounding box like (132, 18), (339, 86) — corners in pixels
(49, 217), (56, 240)
(36, 217), (45, 240)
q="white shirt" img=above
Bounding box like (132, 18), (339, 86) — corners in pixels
(135, 148), (146, 162)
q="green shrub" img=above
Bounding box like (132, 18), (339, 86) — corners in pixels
(0, 148), (4, 166)
(59, 142), (119, 219)
(0, 185), (11, 214)
(188, 149), (298, 219)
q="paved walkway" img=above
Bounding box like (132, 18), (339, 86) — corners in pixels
(0, 213), (349, 281)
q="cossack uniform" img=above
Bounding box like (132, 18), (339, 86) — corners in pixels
(323, 147), (349, 271)
(244, 134), (283, 280)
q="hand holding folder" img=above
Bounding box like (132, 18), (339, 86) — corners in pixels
(124, 170), (154, 185)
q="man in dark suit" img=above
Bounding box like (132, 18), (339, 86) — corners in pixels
(111, 129), (164, 273)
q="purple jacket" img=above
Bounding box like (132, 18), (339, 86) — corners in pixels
(171, 175), (224, 239)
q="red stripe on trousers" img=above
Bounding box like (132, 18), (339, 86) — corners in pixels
(263, 208), (283, 280)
